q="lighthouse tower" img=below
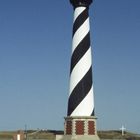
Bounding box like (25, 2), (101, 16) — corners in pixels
(61, 0), (100, 140)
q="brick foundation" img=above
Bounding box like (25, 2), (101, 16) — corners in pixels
(76, 121), (84, 135)
(88, 121), (95, 135)
(66, 121), (72, 135)
(64, 116), (97, 136)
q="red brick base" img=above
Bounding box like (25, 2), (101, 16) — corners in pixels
(65, 117), (96, 136)
(66, 121), (72, 135)
(76, 121), (84, 135)
(88, 121), (95, 135)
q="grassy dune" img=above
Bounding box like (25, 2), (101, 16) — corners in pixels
(0, 130), (140, 140)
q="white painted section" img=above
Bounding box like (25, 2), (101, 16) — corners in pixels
(70, 86), (94, 116)
(73, 7), (86, 22)
(17, 134), (20, 140)
(69, 47), (92, 95)
(72, 18), (90, 53)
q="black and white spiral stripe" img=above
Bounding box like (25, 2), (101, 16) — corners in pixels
(68, 6), (95, 116)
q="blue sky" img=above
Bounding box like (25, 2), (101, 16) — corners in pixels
(0, 0), (140, 133)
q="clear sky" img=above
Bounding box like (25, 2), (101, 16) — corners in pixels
(0, 0), (140, 133)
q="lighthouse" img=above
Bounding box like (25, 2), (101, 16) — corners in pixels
(68, 0), (94, 118)
(58, 0), (100, 140)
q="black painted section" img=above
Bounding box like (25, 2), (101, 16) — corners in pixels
(68, 67), (93, 116)
(73, 9), (88, 36)
(70, 32), (90, 73)
(91, 109), (95, 116)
